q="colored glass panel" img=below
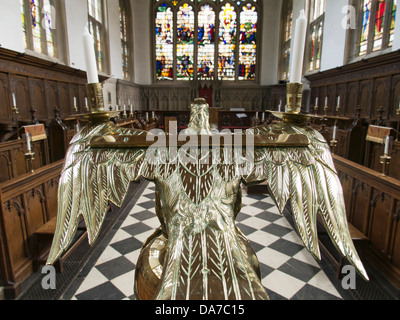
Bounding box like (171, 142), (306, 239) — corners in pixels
(373, 0), (387, 51)
(360, 0), (371, 55)
(155, 4), (174, 80)
(177, 3), (195, 80)
(218, 3), (236, 80)
(120, 3), (129, 80)
(198, 4), (215, 80)
(239, 4), (257, 80)
(43, 0), (55, 57)
(389, 0), (397, 46)
(30, 0), (42, 53)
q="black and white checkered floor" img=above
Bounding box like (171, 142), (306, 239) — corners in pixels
(62, 182), (346, 300)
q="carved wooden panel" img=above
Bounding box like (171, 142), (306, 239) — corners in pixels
(29, 78), (46, 120)
(0, 160), (63, 296)
(346, 82), (359, 117)
(0, 73), (10, 121)
(369, 191), (392, 255)
(44, 80), (59, 119)
(9, 76), (30, 121)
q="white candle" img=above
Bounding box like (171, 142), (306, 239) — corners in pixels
(290, 10), (308, 83)
(262, 112), (265, 121)
(85, 97), (88, 109)
(146, 112), (149, 122)
(337, 96), (341, 106)
(130, 105), (133, 113)
(116, 105), (119, 111)
(315, 97), (319, 106)
(384, 136), (390, 155)
(152, 111), (155, 118)
(74, 97), (77, 107)
(12, 93), (16, 107)
(325, 97), (328, 106)
(82, 24), (99, 84)
(279, 100), (282, 112)
(256, 111), (259, 118)
(332, 125), (337, 140)
(26, 133), (31, 152)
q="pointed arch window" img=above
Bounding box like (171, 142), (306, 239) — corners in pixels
(153, 0), (260, 82)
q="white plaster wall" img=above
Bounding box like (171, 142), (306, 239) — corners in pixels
(320, 0), (348, 71)
(106, 0), (124, 79)
(259, 0), (282, 86)
(131, 0), (152, 85)
(0, 0), (26, 53)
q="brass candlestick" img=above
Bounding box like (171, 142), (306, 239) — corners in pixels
(330, 139), (338, 155)
(78, 83), (119, 123)
(286, 83), (303, 114)
(314, 104), (319, 115)
(380, 154), (391, 177)
(268, 83), (322, 125)
(25, 151), (35, 174)
(12, 105), (21, 140)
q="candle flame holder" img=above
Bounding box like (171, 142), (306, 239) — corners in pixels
(268, 83), (322, 125)
(330, 139), (338, 155)
(76, 83), (119, 123)
(12, 106), (21, 140)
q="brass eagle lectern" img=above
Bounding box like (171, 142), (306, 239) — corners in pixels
(47, 84), (368, 300)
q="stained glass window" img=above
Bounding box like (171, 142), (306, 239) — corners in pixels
(238, 3), (257, 80)
(218, 2), (237, 80)
(155, 3), (174, 80)
(154, 0), (260, 82)
(307, 0), (325, 72)
(120, 0), (132, 80)
(20, 0), (57, 58)
(88, 0), (105, 72)
(360, 0), (372, 55)
(177, 3), (195, 80)
(355, 0), (397, 57)
(198, 4), (215, 80)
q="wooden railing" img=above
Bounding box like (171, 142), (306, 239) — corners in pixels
(333, 155), (400, 289)
(0, 160), (63, 298)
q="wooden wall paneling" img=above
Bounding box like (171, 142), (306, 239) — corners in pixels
(58, 82), (71, 118)
(9, 76), (30, 122)
(389, 202), (400, 270)
(0, 73), (11, 121)
(390, 75), (400, 121)
(346, 82), (359, 117)
(2, 196), (29, 285)
(29, 78), (46, 121)
(327, 85), (337, 115)
(358, 80), (373, 119)
(368, 191), (392, 256)
(13, 144), (28, 178)
(350, 181), (371, 234)
(0, 160), (63, 297)
(44, 80), (59, 119)
(372, 77), (390, 121)
(389, 141), (400, 180)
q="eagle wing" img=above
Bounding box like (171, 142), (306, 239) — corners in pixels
(242, 123), (369, 281)
(47, 121), (152, 265)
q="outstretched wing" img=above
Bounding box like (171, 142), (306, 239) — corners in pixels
(47, 121), (152, 265)
(243, 123), (369, 281)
